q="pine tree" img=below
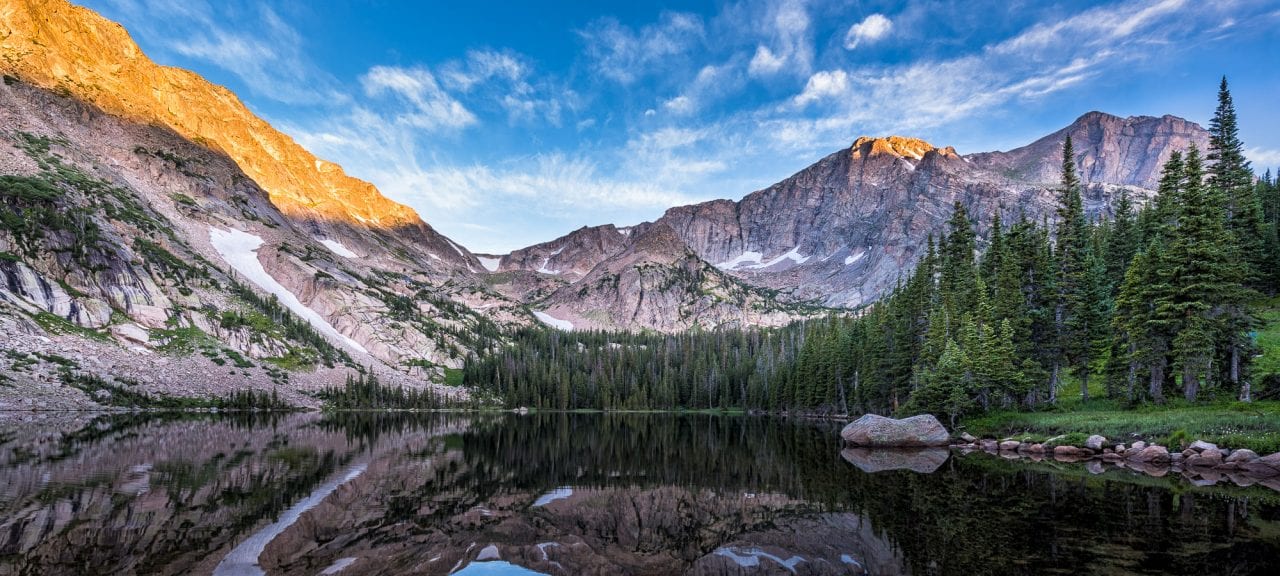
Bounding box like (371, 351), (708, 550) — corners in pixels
(1163, 145), (1241, 402)
(1106, 190), (1137, 291)
(1208, 77), (1269, 293)
(939, 202), (977, 312)
(1054, 136), (1089, 403)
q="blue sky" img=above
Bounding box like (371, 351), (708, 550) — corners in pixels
(83, 0), (1280, 253)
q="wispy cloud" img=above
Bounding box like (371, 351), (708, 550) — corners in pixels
(362, 66), (477, 131)
(746, 0), (811, 78)
(104, 0), (344, 105)
(579, 13), (705, 84)
(1246, 147), (1280, 171)
(843, 13), (893, 50)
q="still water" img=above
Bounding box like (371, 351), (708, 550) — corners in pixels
(0, 412), (1277, 575)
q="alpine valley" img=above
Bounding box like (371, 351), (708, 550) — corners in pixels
(0, 0), (1212, 408)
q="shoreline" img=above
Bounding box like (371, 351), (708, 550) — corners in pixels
(949, 435), (1280, 491)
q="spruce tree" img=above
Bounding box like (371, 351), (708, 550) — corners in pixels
(1053, 136), (1089, 403)
(1164, 146), (1240, 402)
(1208, 77), (1269, 293)
(1106, 190), (1137, 291)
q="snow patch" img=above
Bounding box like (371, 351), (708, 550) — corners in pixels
(840, 554), (864, 569)
(213, 463), (367, 576)
(844, 250), (865, 266)
(209, 228), (367, 354)
(320, 558), (358, 575)
(713, 548), (805, 573)
(718, 248), (810, 270)
(532, 311), (574, 331)
(478, 256), (502, 272)
(532, 486), (573, 507)
(477, 545), (501, 561)
(318, 238), (358, 259)
(536, 246), (566, 274)
(716, 251), (763, 269)
(618, 227), (632, 237)
(535, 258), (559, 275)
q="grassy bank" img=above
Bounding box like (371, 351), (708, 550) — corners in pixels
(963, 400), (1280, 454)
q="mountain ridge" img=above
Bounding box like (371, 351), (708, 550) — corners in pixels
(493, 110), (1210, 311)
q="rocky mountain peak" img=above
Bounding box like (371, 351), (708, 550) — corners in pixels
(851, 136), (938, 160)
(0, 0), (456, 248)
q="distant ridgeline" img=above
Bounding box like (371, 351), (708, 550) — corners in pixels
(464, 79), (1280, 419)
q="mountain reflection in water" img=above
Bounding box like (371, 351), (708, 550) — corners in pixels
(0, 412), (1278, 575)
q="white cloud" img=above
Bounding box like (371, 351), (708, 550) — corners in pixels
(579, 13), (704, 84)
(746, 0), (812, 78)
(843, 13), (892, 50)
(1246, 147), (1280, 170)
(792, 70), (849, 107)
(138, 3), (345, 105)
(361, 66), (477, 131)
(748, 46), (785, 76)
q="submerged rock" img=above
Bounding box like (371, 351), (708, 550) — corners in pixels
(841, 447), (950, 474)
(840, 414), (950, 447)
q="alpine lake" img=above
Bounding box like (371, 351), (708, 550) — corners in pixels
(1, 412), (1278, 575)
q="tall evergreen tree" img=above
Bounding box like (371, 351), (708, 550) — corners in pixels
(1208, 77), (1269, 293)
(1053, 136), (1089, 403)
(1106, 190), (1137, 291)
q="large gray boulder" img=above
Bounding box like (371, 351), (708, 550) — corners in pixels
(841, 414), (951, 447)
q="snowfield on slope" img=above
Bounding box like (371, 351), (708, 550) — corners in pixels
(210, 227), (368, 354)
(532, 310), (573, 330)
(318, 238), (359, 258)
(477, 256), (502, 272)
(717, 247), (809, 270)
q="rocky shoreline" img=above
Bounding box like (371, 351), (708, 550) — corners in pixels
(951, 434), (1280, 491)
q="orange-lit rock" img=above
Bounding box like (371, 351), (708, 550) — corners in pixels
(0, 0), (427, 230)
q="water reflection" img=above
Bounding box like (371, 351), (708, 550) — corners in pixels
(0, 412), (1276, 575)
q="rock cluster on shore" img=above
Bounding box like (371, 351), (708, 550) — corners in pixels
(953, 435), (1280, 491)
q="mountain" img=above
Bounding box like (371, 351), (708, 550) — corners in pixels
(496, 116), (1209, 310)
(0, 0), (1215, 407)
(0, 0), (537, 408)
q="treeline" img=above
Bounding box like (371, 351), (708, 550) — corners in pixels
(317, 372), (464, 410)
(463, 78), (1276, 419)
(461, 327), (803, 410)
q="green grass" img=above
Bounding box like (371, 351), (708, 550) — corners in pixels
(1254, 296), (1280, 380)
(442, 367), (464, 387)
(963, 399), (1280, 454)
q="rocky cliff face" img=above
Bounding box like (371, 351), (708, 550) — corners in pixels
(525, 224), (816, 332)
(0, 79), (526, 408)
(500, 114), (1210, 309)
(0, 0), (477, 267)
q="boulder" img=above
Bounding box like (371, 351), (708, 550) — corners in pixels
(999, 440), (1021, 451)
(1085, 435), (1107, 451)
(132, 305), (170, 329)
(1188, 440), (1219, 452)
(841, 447), (949, 474)
(1225, 449), (1259, 464)
(1053, 445), (1080, 456)
(1241, 453), (1280, 478)
(1127, 445), (1170, 463)
(841, 414), (951, 447)
(110, 323), (150, 345)
(1027, 443), (1045, 454)
(958, 432), (977, 443)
